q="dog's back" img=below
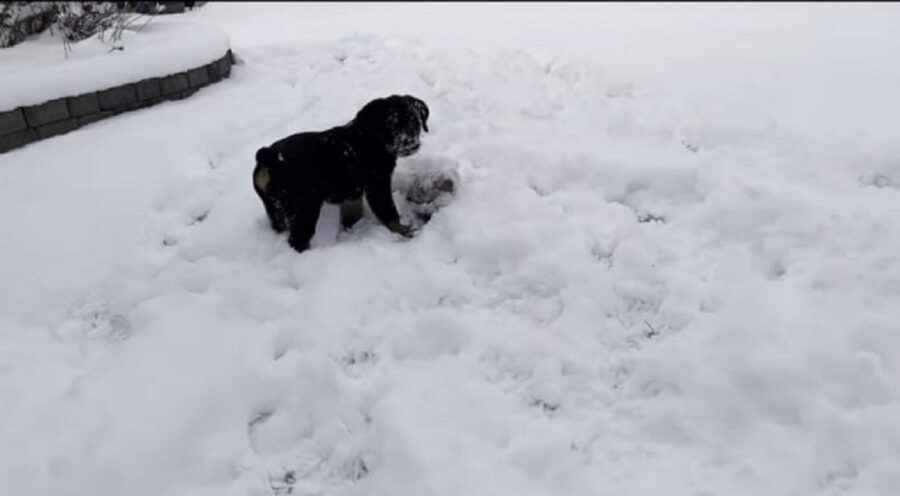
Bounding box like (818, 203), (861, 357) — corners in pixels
(252, 132), (320, 194)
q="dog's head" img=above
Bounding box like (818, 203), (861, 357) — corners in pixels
(353, 95), (430, 157)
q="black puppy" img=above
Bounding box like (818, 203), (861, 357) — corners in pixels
(253, 95), (429, 252)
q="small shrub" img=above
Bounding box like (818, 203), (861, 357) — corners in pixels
(0, 2), (58, 48)
(56, 2), (160, 57)
(1, 2), (162, 54)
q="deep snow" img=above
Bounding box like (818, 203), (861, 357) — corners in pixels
(1, 3), (900, 496)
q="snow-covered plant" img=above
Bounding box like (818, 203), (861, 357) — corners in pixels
(55, 2), (161, 57)
(0, 1), (163, 52)
(54, 2), (121, 44)
(0, 2), (57, 48)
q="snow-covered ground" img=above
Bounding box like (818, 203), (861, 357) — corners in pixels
(2, 3), (900, 496)
(0, 19), (229, 110)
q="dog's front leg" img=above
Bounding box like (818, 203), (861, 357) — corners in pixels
(365, 175), (412, 238)
(287, 197), (324, 252)
(340, 196), (364, 230)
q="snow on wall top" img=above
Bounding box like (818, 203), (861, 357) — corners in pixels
(0, 20), (230, 111)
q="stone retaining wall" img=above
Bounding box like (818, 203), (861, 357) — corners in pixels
(0, 49), (234, 154)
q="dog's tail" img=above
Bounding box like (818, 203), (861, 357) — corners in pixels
(254, 146), (279, 193)
(256, 146), (279, 165)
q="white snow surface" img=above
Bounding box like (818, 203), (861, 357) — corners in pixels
(0, 19), (230, 110)
(2, 3), (900, 496)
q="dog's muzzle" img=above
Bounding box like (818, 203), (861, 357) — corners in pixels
(397, 142), (421, 156)
(393, 133), (421, 156)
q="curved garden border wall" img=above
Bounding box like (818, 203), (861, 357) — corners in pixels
(0, 49), (234, 154)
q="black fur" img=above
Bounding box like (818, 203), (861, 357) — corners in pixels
(253, 95), (430, 252)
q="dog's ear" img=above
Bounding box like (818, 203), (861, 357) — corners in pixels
(405, 95), (429, 133)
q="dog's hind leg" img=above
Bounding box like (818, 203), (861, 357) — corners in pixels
(287, 197), (324, 252)
(254, 162), (289, 233)
(262, 195), (289, 233)
(340, 196), (364, 230)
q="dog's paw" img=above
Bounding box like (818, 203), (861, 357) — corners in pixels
(385, 218), (416, 239)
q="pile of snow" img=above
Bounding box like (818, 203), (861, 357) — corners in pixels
(1, 3), (899, 496)
(0, 19), (229, 110)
